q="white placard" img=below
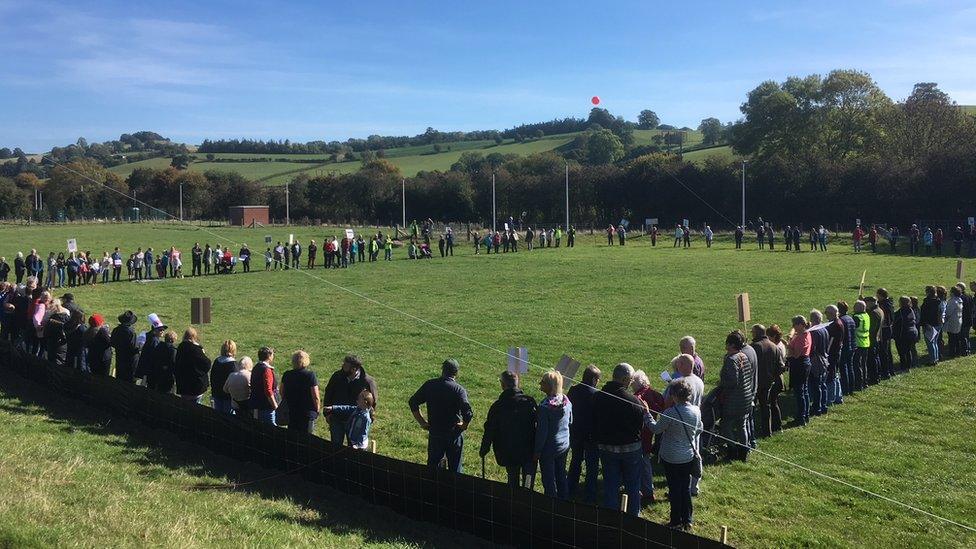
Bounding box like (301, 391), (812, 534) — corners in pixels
(856, 218), (861, 226)
(67, 239), (77, 253)
(507, 347), (528, 374)
(682, 218), (689, 228)
(288, 233), (294, 245)
(345, 228), (355, 239)
(554, 354), (581, 387)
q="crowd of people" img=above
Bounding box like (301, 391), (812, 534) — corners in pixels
(3, 227), (976, 534)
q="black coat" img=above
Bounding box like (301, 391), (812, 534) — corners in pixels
(110, 323), (140, 382)
(920, 296), (942, 328)
(136, 332), (160, 380)
(150, 341), (177, 393)
(44, 312), (70, 366)
(893, 307), (919, 342)
(85, 325), (113, 375)
(479, 388), (537, 467)
(175, 340), (210, 397)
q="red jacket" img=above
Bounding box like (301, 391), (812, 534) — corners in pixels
(635, 386), (666, 454)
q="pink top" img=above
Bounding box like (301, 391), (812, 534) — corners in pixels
(787, 331), (811, 358)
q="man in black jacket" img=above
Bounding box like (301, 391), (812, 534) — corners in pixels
(876, 288), (896, 378)
(110, 311), (140, 382)
(409, 358), (473, 473)
(191, 243), (203, 276)
(323, 355), (379, 447)
(480, 371), (537, 488)
(591, 362), (644, 516)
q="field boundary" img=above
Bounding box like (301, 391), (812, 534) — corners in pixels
(0, 341), (729, 549)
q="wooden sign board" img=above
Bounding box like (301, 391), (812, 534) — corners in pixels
(555, 354), (581, 387)
(190, 297), (212, 325)
(736, 293), (751, 323)
(507, 347), (528, 375)
(957, 260), (965, 281)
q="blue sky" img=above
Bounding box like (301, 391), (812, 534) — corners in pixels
(2, 0), (975, 151)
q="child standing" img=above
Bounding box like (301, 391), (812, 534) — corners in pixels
(324, 389), (374, 450)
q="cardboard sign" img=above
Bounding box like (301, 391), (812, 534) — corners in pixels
(736, 293), (751, 323)
(288, 233), (294, 245)
(555, 354), (581, 387)
(682, 218), (689, 228)
(957, 260), (965, 281)
(67, 239), (77, 253)
(190, 297), (212, 325)
(264, 235), (273, 244)
(345, 228), (355, 239)
(507, 347), (528, 375)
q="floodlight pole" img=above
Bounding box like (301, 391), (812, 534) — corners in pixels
(741, 160), (747, 228)
(565, 162), (570, 231)
(492, 171), (497, 232)
(179, 182), (184, 222)
(401, 178), (406, 229)
(285, 181), (290, 226)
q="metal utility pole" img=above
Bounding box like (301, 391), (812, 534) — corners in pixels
(401, 178), (406, 228)
(179, 182), (184, 222)
(285, 181), (290, 226)
(741, 160), (747, 228)
(492, 172), (496, 231)
(565, 163), (570, 230)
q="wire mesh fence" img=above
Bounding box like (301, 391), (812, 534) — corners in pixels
(0, 340), (729, 549)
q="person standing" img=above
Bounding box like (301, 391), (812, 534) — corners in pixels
(893, 296), (919, 371)
(480, 371), (537, 488)
(734, 226), (743, 249)
(446, 229), (455, 256)
(281, 350), (321, 433)
(149, 330), (178, 393)
(923, 227), (934, 255)
(757, 224), (765, 250)
(223, 356), (253, 415)
(920, 286), (943, 365)
(682, 225), (691, 248)
(651, 225), (659, 247)
(203, 244), (213, 275)
(291, 239), (302, 269)
(135, 313), (166, 384)
(767, 224), (775, 250)
(191, 243), (202, 276)
(110, 310), (140, 382)
(824, 305), (845, 405)
(752, 324), (784, 438)
(792, 225), (802, 251)
(533, 370), (572, 499)
(617, 224), (626, 246)
(408, 359), (473, 473)
(566, 364), (601, 503)
(935, 228), (944, 255)
(591, 362), (644, 516)
(704, 225), (713, 248)
(210, 340), (239, 415)
(853, 225), (863, 252)
(307, 240), (317, 269)
(876, 288), (896, 379)
(323, 355), (379, 447)
(249, 347), (279, 424)
(787, 315), (812, 426)
(567, 226), (576, 247)
(720, 330), (756, 460)
(84, 313), (113, 375)
(956, 283), (972, 356)
(438, 235), (446, 258)
(807, 310), (829, 417)
(174, 328), (211, 404)
(863, 296), (885, 384)
(852, 301), (871, 391)
(641, 378), (702, 531)
(631, 370), (665, 504)
(239, 244), (251, 273)
(953, 226), (965, 257)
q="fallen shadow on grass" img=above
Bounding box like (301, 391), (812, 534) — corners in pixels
(0, 374), (495, 549)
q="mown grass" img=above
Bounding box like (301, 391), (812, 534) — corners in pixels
(0, 370), (491, 548)
(1, 223), (975, 547)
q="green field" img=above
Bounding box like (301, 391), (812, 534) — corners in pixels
(2, 223), (974, 548)
(683, 145), (736, 164)
(107, 135), (577, 184)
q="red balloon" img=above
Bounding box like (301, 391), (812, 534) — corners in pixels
(591, 96), (600, 105)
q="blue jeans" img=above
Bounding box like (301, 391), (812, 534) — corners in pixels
(924, 326), (939, 364)
(427, 432), (463, 473)
(57, 268), (65, 286)
(255, 409), (276, 425)
(809, 366), (827, 415)
(567, 439), (599, 503)
(790, 358), (811, 425)
(600, 448), (642, 516)
(839, 348), (853, 395)
(539, 448), (569, 499)
(329, 417), (348, 447)
(212, 397), (234, 415)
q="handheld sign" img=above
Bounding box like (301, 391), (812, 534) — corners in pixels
(288, 233), (294, 245)
(856, 218), (861, 226)
(555, 354), (581, 387)
(736, 293), (751, 323)
(649, 218), (658, 226)
(67, 239), (78, 253)
(682, 218), (689, 228)
(507, 347), (528, 375)
(190, 297), (212, 325)
(345, 228), (355, 239)
(264, 235), (272, 244)
(957, 260), (965, 281)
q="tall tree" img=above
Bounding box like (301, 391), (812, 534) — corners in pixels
(637, 110), (660, 129)
(697, 118), (723, 145)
